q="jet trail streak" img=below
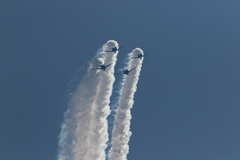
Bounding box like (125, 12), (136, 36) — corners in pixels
(58, 40), (118, 160)
(75, 40), (119, 160)
(108, 48), (144, 160)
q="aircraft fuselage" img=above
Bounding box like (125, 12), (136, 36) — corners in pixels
(138, 54), (143, 59)
(100, 65), (106, 70)
(112, 47), (118, 53)
(123, 69), (130, 75)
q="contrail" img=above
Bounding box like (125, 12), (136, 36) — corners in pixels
(108, 48), (144, 160)
(58, 40), (119, 160)
(75, 40), (119, 160)
(106, 54), (130, 155)
(58, 49), (104, 160)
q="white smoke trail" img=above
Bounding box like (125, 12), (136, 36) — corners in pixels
(106, 54), (130, 155)
(58, 40), (118, 160)
(108, 48), (144, 160)
(75, 40), (119, 160)
(58, 49), (104, 160)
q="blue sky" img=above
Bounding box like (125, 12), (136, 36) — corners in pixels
(1, 0), (240, 160)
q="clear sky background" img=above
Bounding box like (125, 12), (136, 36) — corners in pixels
(1, 0), (240, 160)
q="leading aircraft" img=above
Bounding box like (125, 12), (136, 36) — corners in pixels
(105, 46), (123, 53)
(93, 63), (112, 71)
(117, 67), (136, 75)
(131, 52), (148, 59)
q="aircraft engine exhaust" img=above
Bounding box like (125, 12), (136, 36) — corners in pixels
(108, 48), (144, 160)
(58, 40), (119, 160)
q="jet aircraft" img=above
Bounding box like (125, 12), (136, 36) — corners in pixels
(117, 67), (136, 75)
(105, 46), (123, 53)
(131, 52), (148, 59)
(94, 63), (112, 71)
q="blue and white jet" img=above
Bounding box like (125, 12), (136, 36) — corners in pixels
(105, 46), (123, 53)
(131, 52), (148, 60)
(94, 63), (112, 71)
(117, 67), (136, 75)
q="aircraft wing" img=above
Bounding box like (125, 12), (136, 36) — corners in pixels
(144, 53), (149, 56)
(104, 50), (113, 52)
(93, 67), (101, 70)
(105, 63), (112, 68)
(129, 67), (136, 72)
(118, 46), (124, 50)
(115, 69), (124, 75)
(131, 57), (139, 59)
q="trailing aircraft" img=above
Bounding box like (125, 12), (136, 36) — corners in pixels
(94, 63), (112, 71)
(117, 67), (136, 75)
(131, 52), (148, 59)
(105, 46), (123, 53)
